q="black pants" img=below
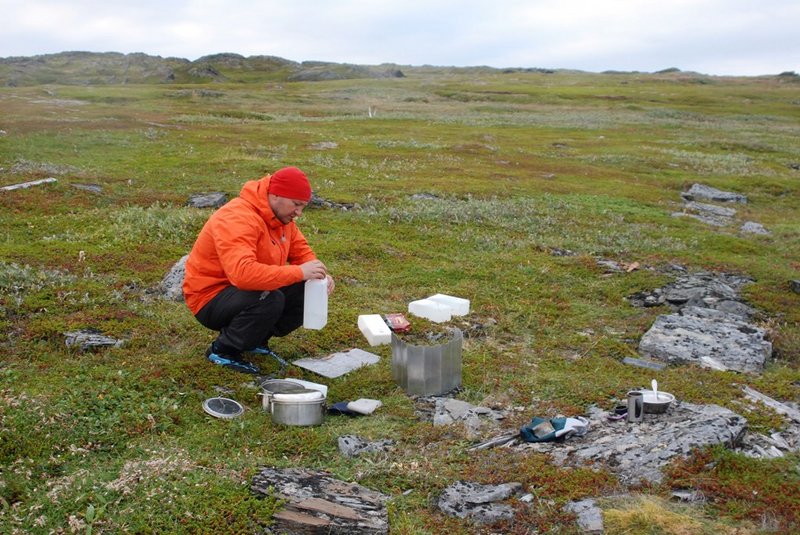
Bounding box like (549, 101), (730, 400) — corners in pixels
(194, 281), (305, 356)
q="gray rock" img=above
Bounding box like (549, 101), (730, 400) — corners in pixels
(429, 397), (506, 439)
(438, 481), (521, 525)
(627, 288), (666, 307)
(681, 183), (748, 203)
(671, 489), (706, 503)
(64, 328), (124, 351)
(740, 221), (770, 235)
(338, 435), (394, 458)
(186, 192), (227, 209)
(565, 499), (604, 534)
(638, 312), (771, 374)
(309, 192), (357, 211)
(158, 255), (188, 302)
(791, 280), (800, 294)
(71, 183), (103, 194)
(309, 141), (338, 150)
(518, 403), (748, 485)
(660, 272), (755, 319)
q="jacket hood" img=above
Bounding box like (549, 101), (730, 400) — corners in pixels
(238, 176), (283, 229)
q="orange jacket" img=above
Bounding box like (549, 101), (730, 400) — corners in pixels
(182, 175), (317, 315)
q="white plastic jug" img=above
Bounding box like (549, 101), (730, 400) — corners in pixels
(303, 278), (328, 329)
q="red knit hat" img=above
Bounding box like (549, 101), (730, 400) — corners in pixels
(268, 167), (312, 201)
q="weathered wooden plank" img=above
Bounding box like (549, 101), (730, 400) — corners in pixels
(252, 467), (389, 534)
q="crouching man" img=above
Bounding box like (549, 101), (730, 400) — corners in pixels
(183, 167), (334, 373)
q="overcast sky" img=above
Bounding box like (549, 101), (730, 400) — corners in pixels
(1, 0), (798, 76)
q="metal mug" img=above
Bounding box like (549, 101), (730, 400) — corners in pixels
(626, 390), (644, 423)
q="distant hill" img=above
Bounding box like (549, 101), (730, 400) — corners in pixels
(0, 51), (409, 86)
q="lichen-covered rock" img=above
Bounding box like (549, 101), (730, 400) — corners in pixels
(158, 255), (188, 302)
(638, 311), (771, 373)
(438, 481), (522, 525)
(518, 403), (747, 485)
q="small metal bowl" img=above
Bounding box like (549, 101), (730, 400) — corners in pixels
(641, 390), (675, 414)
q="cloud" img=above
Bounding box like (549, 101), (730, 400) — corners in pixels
(0, 0), (797, 74)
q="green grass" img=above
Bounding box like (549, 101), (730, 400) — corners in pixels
(1, 69), (799, 533)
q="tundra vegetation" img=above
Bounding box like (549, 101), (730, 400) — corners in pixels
(0, 54), (799, 533)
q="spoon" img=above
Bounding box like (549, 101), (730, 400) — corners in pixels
(652, 379), (659, 401)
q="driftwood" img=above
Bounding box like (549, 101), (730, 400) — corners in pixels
(251, 467), (389, 534)
(0, 177), (57, 191)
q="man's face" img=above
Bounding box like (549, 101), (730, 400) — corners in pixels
(268, 194), (308, 225)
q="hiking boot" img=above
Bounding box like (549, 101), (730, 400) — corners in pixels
(206, 345), (260, 374)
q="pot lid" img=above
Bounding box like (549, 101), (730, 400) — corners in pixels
(273, 389), (325, 402)
(202, 397), (245, 419)
(261, 379), (308, 394)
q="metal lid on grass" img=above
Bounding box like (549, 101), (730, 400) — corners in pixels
(202, 397), (244, 419)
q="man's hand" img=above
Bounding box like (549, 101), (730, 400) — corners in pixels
(300, 259), (327, 280)
(326, 274), (335, 296)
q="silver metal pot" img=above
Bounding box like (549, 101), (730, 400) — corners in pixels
(260, 379), (325, 426)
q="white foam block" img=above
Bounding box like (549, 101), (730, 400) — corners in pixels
(408, 298), (452, 323)
(347, 398), (382, 415)
(357, 314), (392, 346)
(427, 293), (470, 316)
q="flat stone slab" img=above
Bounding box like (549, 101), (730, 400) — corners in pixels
(633, 272), (771, 374)
(293, 348), (380, 378)
(638, 311), (771, 373)
(251, 467), (389, 534)
(515, 403), (747, 485)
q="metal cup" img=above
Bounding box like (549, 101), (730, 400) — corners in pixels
(626, 391), (644, 423)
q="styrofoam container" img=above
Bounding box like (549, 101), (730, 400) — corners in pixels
(283, 378), (328, 398)
(303, 278), (328, 329)
(427, 294), (470, 316)
(358, 314), (392, 346)
(408, 298), (452, 323)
